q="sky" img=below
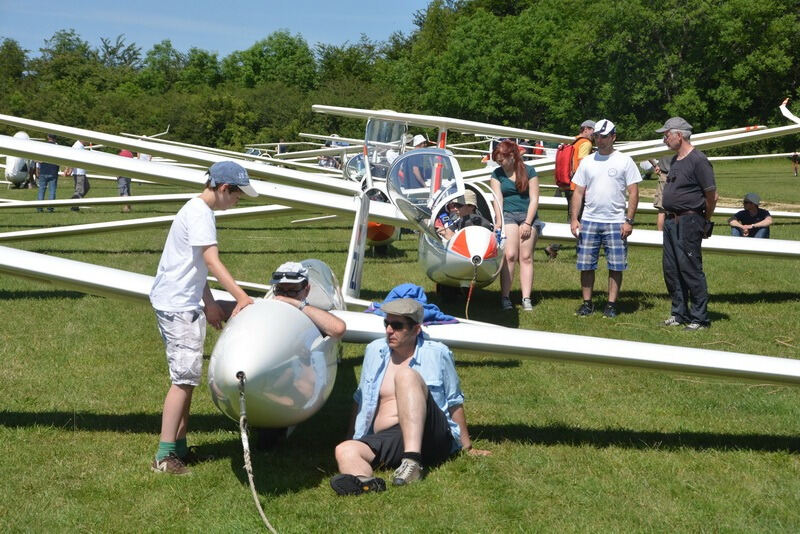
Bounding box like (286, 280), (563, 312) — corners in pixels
(0, 0), (432, 58)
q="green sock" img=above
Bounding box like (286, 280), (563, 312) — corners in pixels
(156, 441), (176, 462)
(175, 438), (188, 459)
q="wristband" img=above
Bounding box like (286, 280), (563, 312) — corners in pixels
(522, 221), (531, 227)
(298, 298), (308, 310)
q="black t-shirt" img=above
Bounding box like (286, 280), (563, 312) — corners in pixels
(661, 149), (716, 212)
(733, 207), (771, 225)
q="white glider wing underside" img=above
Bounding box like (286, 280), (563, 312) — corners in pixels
(2, 245), (800, 386)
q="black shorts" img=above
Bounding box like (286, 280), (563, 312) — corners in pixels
(359, 392), (455, 469)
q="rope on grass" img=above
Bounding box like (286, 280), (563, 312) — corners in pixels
(464, 264), (478, 320)
(237, 372), (279, 534)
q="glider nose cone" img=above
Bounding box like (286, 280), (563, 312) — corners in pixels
(208, 299), (337, 428)
(448, 226), (498, 263)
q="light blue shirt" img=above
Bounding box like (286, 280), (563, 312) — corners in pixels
(352, 336), (465, 453)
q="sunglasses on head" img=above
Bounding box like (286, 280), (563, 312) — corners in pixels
(384, 319), (413, 331)
(272, 271), (306, 281)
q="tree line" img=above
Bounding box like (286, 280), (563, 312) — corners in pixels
(1, 0), (798, 152)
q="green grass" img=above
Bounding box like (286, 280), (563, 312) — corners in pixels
(2, 160), (800, 532)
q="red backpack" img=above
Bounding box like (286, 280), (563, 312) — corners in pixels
(554, 138), (591, 189)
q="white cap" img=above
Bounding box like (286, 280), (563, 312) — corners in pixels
(269, 262), (308, 285)
(412, 134), (428, 147)
(594, 119), (616, 136)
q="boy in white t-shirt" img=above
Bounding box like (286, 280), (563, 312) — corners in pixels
(570, 119), (641, 319)
(149, 160), (258, 475)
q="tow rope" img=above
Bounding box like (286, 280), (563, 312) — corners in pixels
(464, 264), (479, 320)
(237, 372), (279, 533)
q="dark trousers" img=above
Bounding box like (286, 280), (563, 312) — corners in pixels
(662, 212), (709, 325)
(555, 188), (583, 222)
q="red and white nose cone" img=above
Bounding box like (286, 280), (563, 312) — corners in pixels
(447, 226), (498, 263)
(366, 222), (398, 246)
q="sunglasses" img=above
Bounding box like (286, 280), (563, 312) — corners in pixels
(274, 284), (306, 297)
(272, 271), (306, 281)
(384, 319), (413, 331)
(447, 202), (464, 209)
(226, 185), (241, 193)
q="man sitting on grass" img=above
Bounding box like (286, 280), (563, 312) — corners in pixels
(728, 193), (772, 238)
(330, 298), (489, 496)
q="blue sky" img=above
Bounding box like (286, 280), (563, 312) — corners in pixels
(0, 0), (431, 57)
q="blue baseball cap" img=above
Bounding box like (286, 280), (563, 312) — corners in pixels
(207, 161), (258, 197)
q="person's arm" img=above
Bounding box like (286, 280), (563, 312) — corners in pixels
(622, 183), (639, 239)
(489, 177), (504, 228)
(448, 404), (491, 456)
(752, 215), (773, 229)
(202, 244), (253, 319)
(728, 215), (745, 230)
(570, 185), (586, 237)
(273, 295), (346, 339)
(520, 176), (539, 240)
(704, 189), (717, 219)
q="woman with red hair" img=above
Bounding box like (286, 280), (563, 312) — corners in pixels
(489, 140), (541, 311)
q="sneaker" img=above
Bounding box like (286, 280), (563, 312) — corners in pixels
(602, 303), (617, 318)
(663, 316), (682, 327)
(521, 297), (533, 311)
(683, 322), (708, 331)
(392, 458), (423, 486)
(330, 474), (386, 496)
(501, 296), (513, 311)
(151, 452), (190, 475)
(575, 301), (594, 317)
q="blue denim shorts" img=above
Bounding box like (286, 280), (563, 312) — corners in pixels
(504, 211), (544, 234)
(576, 220), (628, 271)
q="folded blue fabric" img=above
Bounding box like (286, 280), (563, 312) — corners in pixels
(366, 283), (457, 325)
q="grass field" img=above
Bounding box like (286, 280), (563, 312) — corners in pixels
(1, 157), (800, 532)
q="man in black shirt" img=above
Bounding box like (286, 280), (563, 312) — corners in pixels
(657, 117), (717, 331)
(728, 193), (772, 238)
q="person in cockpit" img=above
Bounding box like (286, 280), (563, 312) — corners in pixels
(269, 262), (346, 339)
(435, 190), (492, 240)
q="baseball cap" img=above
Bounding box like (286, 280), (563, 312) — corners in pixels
(580, 120), (596, 129)
(270, 262), (309, 285)
(382, 298), (424, 324)
(594, 119), (616, 136)
(412, 134), (428, 147)
(743, 193), (760, 206)
(656, 117), (693, 133)
(207, 161), (258, 197)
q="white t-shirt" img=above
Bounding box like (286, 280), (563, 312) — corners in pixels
(72, 141), (86, 175)
(572, 150), (642, 222)
(149, 197), (217, 311)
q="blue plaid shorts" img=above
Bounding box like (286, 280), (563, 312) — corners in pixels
(576, 220), (628, 271)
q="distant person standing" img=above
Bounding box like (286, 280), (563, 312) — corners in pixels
(546, 119), (595, 259)
(117, 149), (134, 213)
(791, 152), (799, 177)
(728, 193), (772, 238)
(35, 134), (60, 213)
(657, 117), (717, 331)
(66, 140), (90, 211)
(569, 119), (641, 319)
(652, 156), (671, 231)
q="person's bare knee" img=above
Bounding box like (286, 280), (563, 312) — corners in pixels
(394, 366), (426, 395)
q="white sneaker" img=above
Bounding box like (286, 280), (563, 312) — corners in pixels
(392, 458), (423, 486)
(521, 298), (533, 311)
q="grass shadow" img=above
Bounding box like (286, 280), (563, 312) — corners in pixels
(0, 289), (87, 300)
(471, 422), (800, 453)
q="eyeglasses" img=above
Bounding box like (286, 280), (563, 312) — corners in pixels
(384, 319), (413, 331)
(662, 131), (675, 139)
(274, 284), (306, 297)
(447, 202), (464, 209)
